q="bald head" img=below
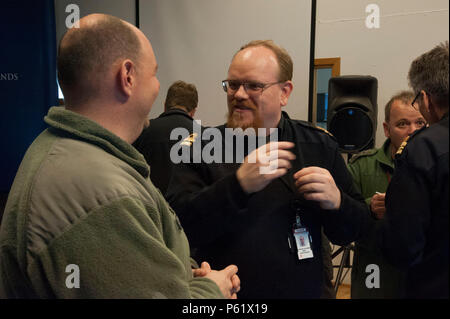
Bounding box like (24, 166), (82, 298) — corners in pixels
(57, 14), (142, 106)
(234, 40), (293, 82)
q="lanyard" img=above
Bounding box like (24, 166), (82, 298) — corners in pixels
(289, 201), (314, 260)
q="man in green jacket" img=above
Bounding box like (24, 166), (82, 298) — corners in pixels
(0, 13), (239, 299)
(348, 91), (426, 298)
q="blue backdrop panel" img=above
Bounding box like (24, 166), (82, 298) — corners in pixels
(0, 0), (58, 192)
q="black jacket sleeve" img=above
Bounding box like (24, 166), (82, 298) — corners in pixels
(381, 154), (431, 268)
(319, 138), (373, 246)
(166, 162), (249, 246)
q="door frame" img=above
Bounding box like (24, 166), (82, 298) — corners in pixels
(311, 57), (341, 125)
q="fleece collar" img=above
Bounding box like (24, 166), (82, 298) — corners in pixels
(44, 106), (150, 178)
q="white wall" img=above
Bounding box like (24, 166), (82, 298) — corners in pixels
(315, 0), (449, 148)
(53, 0), (450, 144)
(140, 0), (312, 127)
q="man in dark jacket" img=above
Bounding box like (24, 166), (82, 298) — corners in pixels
(349, 91), (426, 298)
(134, 80), (199, 194)
(381, 41), (449, 298)
(167, 40), (371, 298)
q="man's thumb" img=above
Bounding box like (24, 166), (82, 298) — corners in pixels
(201, 261), (211, 270)
(224, 265), (238, 277)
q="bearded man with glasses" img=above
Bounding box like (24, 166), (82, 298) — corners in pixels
(167, 40), (371, 299)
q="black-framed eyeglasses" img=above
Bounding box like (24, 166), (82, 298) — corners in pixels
(222, 80), (283, 94)
(411, 91), (422, 109)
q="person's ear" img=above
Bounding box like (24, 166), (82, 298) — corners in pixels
(421, 90), (431, 111)
(117, 60), (136, 98)
(280, 81), (293, 107)
(425, 92), (447, 122)
(189, 108), (197, 118)
(383, 121), (390, 138)
(420, 90), (438, 122)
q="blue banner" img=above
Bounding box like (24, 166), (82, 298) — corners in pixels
(0, 0), (58, 192)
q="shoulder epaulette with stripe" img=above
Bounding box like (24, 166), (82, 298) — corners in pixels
(292, 120), (336, 140)
(396, 135), (410, 156)
(180, 133), (198, 146)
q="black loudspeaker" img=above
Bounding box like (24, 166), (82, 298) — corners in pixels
(326, 76), (378, 153)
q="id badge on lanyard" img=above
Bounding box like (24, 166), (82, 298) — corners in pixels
(290, 214), (314, 260)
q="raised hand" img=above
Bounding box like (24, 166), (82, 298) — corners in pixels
(293, 166), (341, 210)
(236, 141), (296, 194)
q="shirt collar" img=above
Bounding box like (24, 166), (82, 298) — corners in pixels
(158, 108), (193, 120)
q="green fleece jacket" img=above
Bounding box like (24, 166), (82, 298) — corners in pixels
(0, 106), (223, 299)
(347, 139), (394, 206)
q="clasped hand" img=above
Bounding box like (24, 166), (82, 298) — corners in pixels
(193, 262), (240, 299)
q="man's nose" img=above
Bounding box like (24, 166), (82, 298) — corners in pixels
(233, 84), (249, 100)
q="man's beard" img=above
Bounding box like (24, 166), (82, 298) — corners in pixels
(226, 101), (263, 131)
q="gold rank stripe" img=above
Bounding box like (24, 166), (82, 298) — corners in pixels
(180, 133), (198, 146)
(396, 135), (411, 155)
(315, 126), (334, 138)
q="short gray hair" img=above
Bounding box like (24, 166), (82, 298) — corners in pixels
(408, 41), (449, 108)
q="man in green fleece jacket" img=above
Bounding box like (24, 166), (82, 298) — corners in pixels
(348, 91), (426, 298)
(0, 13), (239, 299)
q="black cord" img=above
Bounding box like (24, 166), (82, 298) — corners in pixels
(308, 0), (317, 123)
(135, 0), (140, 28)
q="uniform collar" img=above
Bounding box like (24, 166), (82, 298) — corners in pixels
(158, 108), (193, 120)
(44, 106), (150, 178)
(278, 111), (289, 132)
